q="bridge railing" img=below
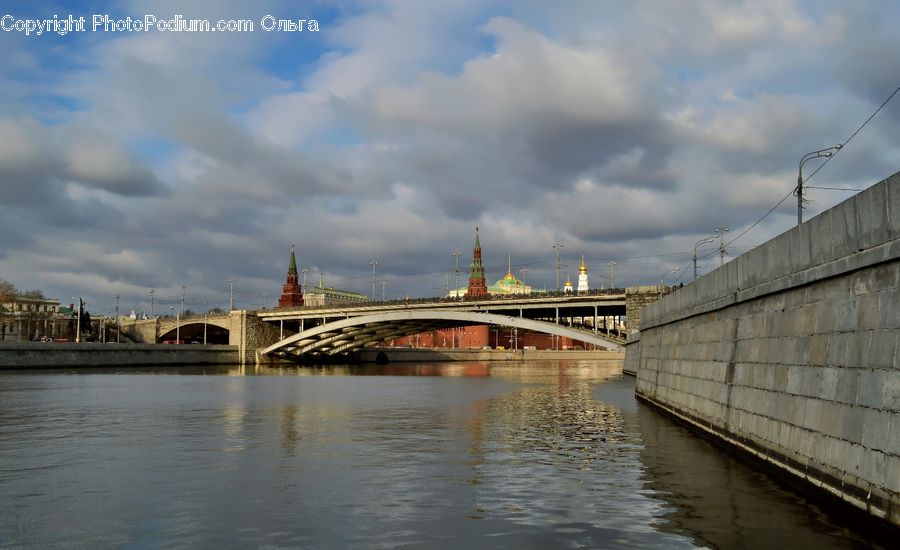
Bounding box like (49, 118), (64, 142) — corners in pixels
(258, 287), (626, 313)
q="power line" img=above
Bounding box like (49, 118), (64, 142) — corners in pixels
(805, 84), (900, 184)
(724, 188), (795, 249)
(726, 82), (900, 250)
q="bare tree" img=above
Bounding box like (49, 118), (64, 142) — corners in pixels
(0, 278), (17, 341)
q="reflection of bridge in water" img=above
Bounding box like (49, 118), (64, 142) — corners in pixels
(257, 293), (628, 361)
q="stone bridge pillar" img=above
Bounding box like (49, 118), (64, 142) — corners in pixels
(229, 310), (281, 364)
(118, 318), (159, 343)
(625, 285), (667, 332)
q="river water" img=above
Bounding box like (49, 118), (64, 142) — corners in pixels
(0, 361), (881, 549)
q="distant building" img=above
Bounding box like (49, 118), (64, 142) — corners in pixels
(563, 274), (574, 293)
(303, 285), (368, 307)
(466, 227), (488, 299)
(277, 244), (304, 308)
(384, 326), (585, 351)
(447, 243), (532, 298)
(490, 254), (531, 295)
(0, 295), (67, 341)
(577, 256), (589, 292)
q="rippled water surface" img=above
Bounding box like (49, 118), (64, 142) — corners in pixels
(0, 361), (880, 548)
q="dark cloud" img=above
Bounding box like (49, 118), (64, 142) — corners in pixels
(1, 0), (899, 310)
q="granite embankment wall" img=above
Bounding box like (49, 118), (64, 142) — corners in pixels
(0, 342), (238, 368)
(628, 170), (900, 527)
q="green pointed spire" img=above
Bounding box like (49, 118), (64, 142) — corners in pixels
(288, 243), (298, 276)
(474, 226), (481, 249)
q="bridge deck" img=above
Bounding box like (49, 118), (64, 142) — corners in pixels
(257, 293), (626, 322)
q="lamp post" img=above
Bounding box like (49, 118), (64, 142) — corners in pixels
(115, 294), (120, 344)
(608, 260), (616, 290)
(370, 259), (378, 301)
(552, 242), (565, 291)
(519, 267), (528, 288)
(797, 145), (842, 226)
(149, 289), (155, 317)
(714, 226), (729, 267)
(170, 306), (180, 344)
(693, 237), (717, 280)
(204, 300), (209, 345)
(180, 284), (187, 319)
(228, 278), (235, 311)
(452, 250), (462, 299)
(72, 297), (83, 343)
(660, 268), (679, 292)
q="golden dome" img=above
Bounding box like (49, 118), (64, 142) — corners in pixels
(578, 255), (588, 274)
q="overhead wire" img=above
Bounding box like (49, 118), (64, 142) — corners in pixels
(722, 83), (900, 250)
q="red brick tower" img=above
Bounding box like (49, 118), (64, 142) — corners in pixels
(466, 227), (488, 299)
(277, 244), (304, 308)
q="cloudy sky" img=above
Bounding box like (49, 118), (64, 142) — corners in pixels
(1, 0), (899, 314)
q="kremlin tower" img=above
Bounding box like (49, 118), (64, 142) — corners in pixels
(466, 227), (488, 299)
(577, 255), (589, 292)
(277, 244), (304, 308)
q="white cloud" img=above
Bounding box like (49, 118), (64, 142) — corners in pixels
(2, 0), (900, 309)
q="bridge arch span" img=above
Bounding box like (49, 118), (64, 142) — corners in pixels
(260, 310), (623, 360)
(159, 320), (231, 344)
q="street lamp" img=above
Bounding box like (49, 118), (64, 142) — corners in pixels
(660, 268), (679, 290)
(714, 226), (729, 267)
(72, 297), (83, 343)
(370, 259), (378, 302)
(170, 305), (180, 344)
(608, 260), (617, 290)
(452, 250), (462, 299)
(115, 294), (120, 344)
(552, 242), (565, 291)
(797, 145), (842, 226)
(693, 237), (716, 280)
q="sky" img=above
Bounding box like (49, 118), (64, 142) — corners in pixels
(1, 0), (899, 315)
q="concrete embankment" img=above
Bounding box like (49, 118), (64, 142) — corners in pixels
(355, 348), (624, 366)
(623, 333), (640, 376)
(628, 170), (900, 527)
(0, 342), (239, 368)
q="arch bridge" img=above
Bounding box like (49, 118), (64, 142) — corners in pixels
(257, 295), (625, 360)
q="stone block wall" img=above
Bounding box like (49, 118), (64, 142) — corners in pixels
(623, 333), (641, 376)
(229, 310), (282, 364)
(630, 170), (900, 526)
(625, 285), (666, 331)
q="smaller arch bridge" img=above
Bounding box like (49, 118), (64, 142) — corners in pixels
(260, 310), (624, 361)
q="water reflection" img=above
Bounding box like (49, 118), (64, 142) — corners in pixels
(0, 361), (883, 549)
(634, 404), (878, 548)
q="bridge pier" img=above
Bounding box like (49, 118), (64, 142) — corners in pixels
(228, 310), (283, 365)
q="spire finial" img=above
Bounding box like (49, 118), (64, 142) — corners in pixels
(287, 243), (298, 275)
